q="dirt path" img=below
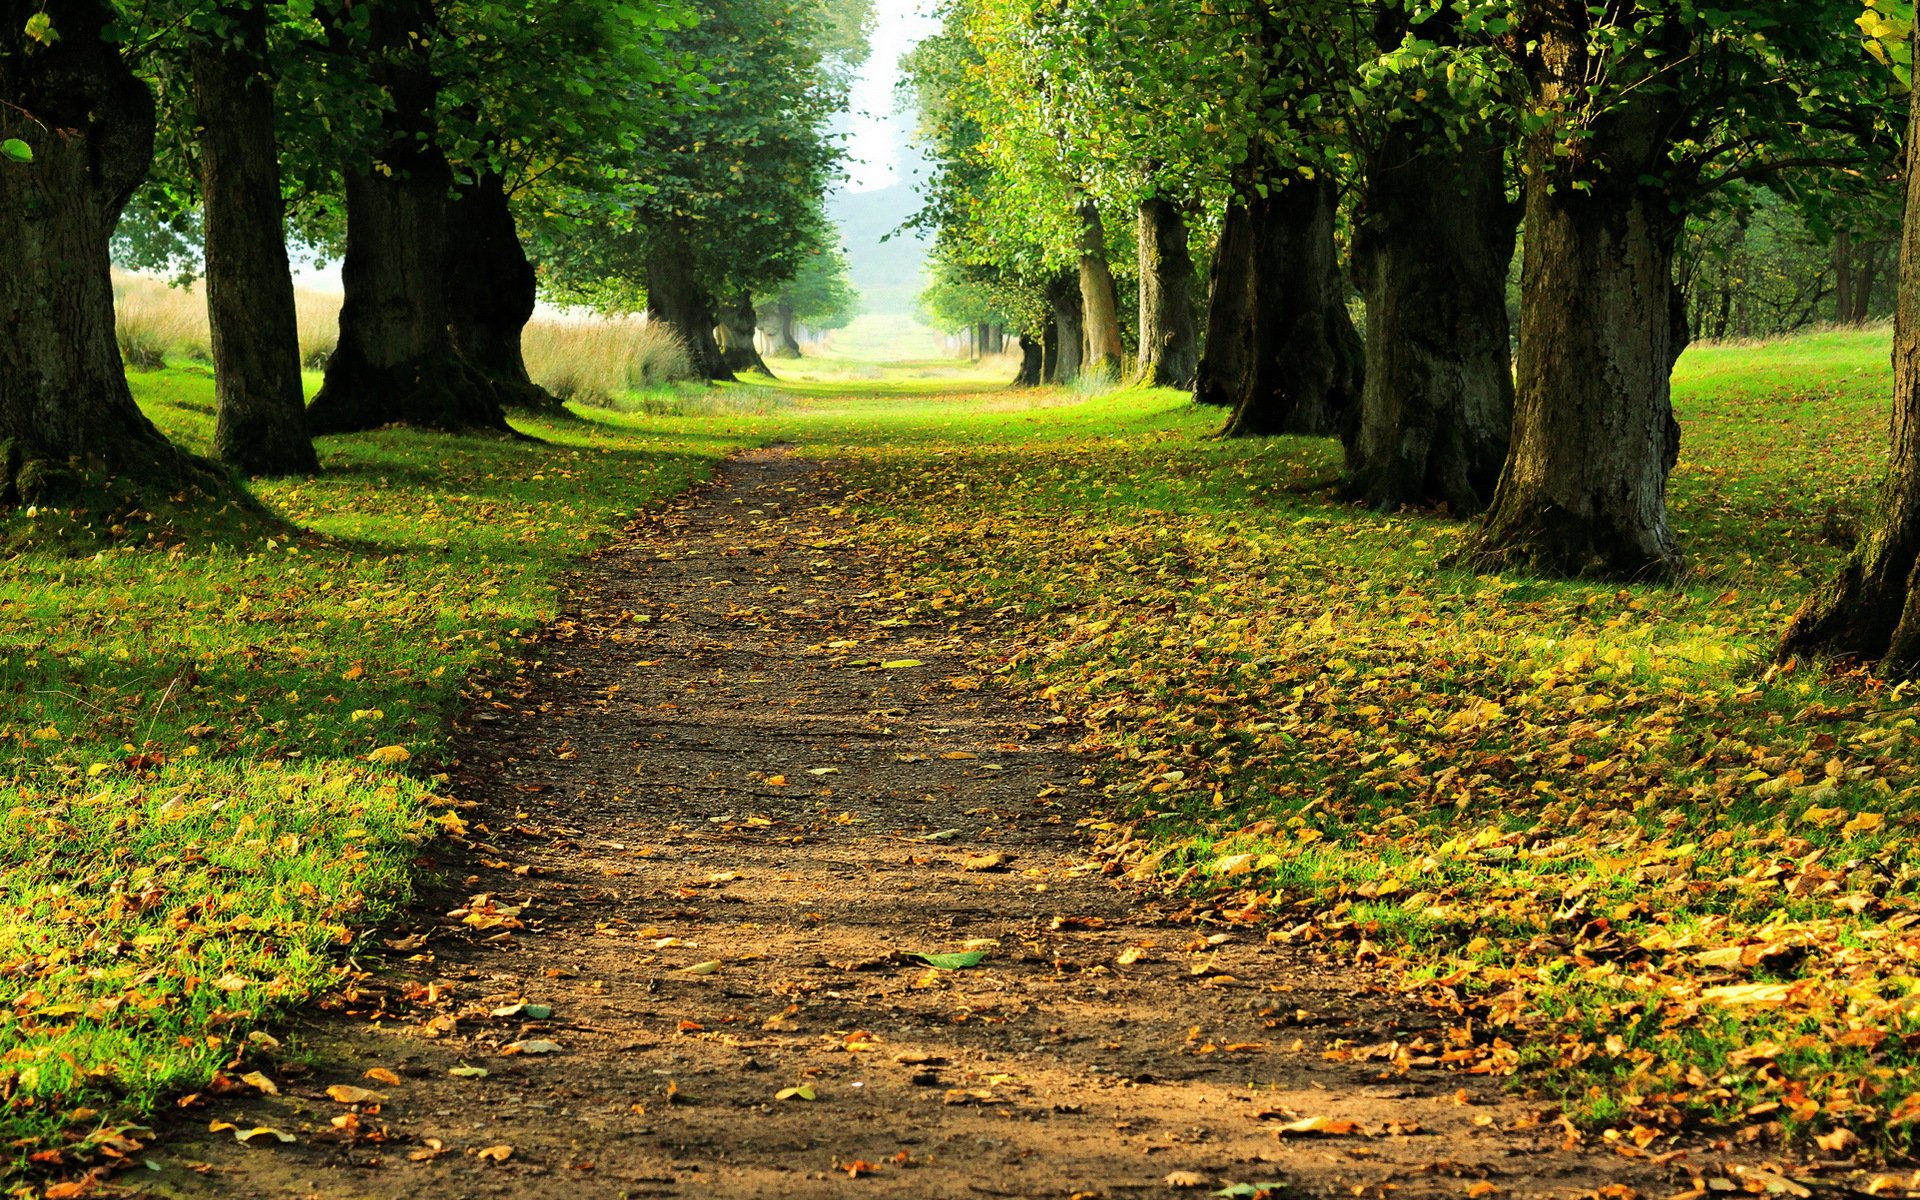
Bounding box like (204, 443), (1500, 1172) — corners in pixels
(143, 451), (1692, 1200)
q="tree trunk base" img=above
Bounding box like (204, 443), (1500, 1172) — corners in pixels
(307, 352), (512, 436)
(1451, 497), (1682, 581)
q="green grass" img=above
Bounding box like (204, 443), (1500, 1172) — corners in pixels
(0, 363), (748, 1173)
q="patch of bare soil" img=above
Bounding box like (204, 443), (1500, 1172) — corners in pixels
(139, 450), (1720, 1199)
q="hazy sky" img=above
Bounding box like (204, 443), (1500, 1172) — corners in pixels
(841, 2), (941, 194)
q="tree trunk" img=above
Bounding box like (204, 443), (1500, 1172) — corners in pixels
(445, 170), (557, 411)
(988, 324), (1005, 354)
(716, 291), (772, 377)
(974, 322), (990, 361)
(769, 302), (803, 357)
(1014, 333), (1043, 386)
(1221, 174), (1364, 438)
(1040, 319), (1060, 383)
(1780, 33), (1920, 675)
(646, 242), (732, 382)
(1348, 130), (1516, 515)
(1457, 63), (1686, 579)
(193, 0), (317, 476)
(306, 0), (506, 435)
(0, 0), (231, 510)
(1853, 242), (1884, 323)
(1136, 195), (1200, 389)
(1047, 273), (1083, 384)
(1836, 231), (1857, 325)
(1077, 199), (1124, 376)
(1195, 201), (1254, 407)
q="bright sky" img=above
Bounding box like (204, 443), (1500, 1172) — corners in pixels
(840, 2), (941, 193)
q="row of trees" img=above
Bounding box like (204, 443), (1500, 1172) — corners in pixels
(906, 0), (1920, 676)
(0, 0), (866, 501)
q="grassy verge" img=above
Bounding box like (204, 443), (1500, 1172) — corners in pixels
(0, 363), (746, 1174)
(793, 326), (1920, 1152)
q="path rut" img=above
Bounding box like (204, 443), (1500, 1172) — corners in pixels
(144, 450), (1680, 1200)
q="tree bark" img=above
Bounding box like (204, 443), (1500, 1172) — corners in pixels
(1457, 17), (1687, 580)
(646, 241), (732, 382)
(1835, 230), (1857, 325)
(1853, 242), (1885, 323)
(1047, 273), (1083, 384)
(1221, 174), (1364, 438)
(1136, 196), (1200, 389)
(1040, 318), (1060, 383)
(987, 324), (1005, 354)
(716, 291), (772, 377)
(1014, 333), (1043, 386)
(1195, 201), (1254, 407)
(1077, 199), (1124, 376)
(0, 0), (230, 510)
(974, 322), (990, 361)
(768, 301), (803, 357)
(1779, 31), (1920, 675)
(306, 0), (507, 436)
(445, 170), (557, 411)
(193, 0), (317, 477)
(1348, 131), (1516, 515)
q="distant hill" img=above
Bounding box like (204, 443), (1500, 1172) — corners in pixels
(829, 179), (930, 317)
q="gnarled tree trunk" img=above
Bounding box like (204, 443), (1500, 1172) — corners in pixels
(1047, 273), (1083, 384)
(1195, 201), (1254, 407)
(1348, 131), (1516, 514)
(716, 291), (772, 377)
(1137, 195), (1199, 389)
(1077, 199), (1123, 376)
(768, 301), (803, 357)
(1780, 36), (1920, 675)
(1221, 174), (1363, 438)
(1458, 8), (1687, 579)
(1014, 333), (1043, 386)
(646, 242), (731, 383)
(307, 0), (506, 435)
(0, 0), (229, 509)
(194, 0), (316, 476)
(445, 170), (556, 411)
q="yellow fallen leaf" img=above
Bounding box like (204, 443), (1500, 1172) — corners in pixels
(365, 1067), (404, 1086)
(881, 659), (925, 668)
(1701, 982), (1795, 1006)
(477, 1144), (513, 1162)
(234, 1126), (296, 1145)
(326, 1085), (385, 1104)
(1274, 1116), (1362, 1136)
(680, 960), (722, 975)
(367, 744), (412, 766)
(1843, 811), (1885, 836)
(239, 1071), (279, 1095)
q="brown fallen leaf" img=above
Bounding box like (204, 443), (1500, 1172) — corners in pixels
(1273, 1116), (1361, 1137)
(365, 1067), (404, 1086)
(961, 852), (1009, 871)
(326, 1084), (385, 1104)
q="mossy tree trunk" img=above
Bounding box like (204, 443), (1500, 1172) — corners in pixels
(647, 241), (732, 383)
(715, 291), (772, 377)
(1780, 31), (1920, 675)
(1348, 130), (1516, 514)
(306, 0), (507, 435)
(1136, 195), (1199, 389)
(445, 169), (558, 411)
(1221, 173), (1363, 438)
(193, 0), (317, 476)
(1047, 273), (1084, 384)
(1077, 199), (1124, 376)
(1195, 200), (1254, 408)
(0, 0), (230, 509)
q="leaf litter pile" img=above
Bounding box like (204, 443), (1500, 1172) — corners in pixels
(139, 449), (1750, 1199)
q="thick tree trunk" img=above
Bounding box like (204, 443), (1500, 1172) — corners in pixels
(1047, 274), (1084, 384)
(1040, 320), (1060, 383)
(1348, 132), (1516, 515)
(1221, 174), (1364, 438)
(646, 243), (732, 383)
(0, 0), (230, 510)
(1136, 196), (1199, 389)
(1077, 199), (1124, 376)
(716, 291), (772, 377)
(445, 170), (557, 411)
(307, 0), (506, 435)
(1014, 333), (1043, 386)
(1195, 201), (1254, 407)
(1458, 72), (1686, 579)
(769, 302), (803, 357)
(1780, 35), (1920, 675)
(1836, 231), (1857, 325)
(193, 0), (316, 477)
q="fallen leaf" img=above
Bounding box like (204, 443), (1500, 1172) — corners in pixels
(239, 1071), (279, 1096)
(776, 1084), (818, 1101)
(325, 1085), (385, 1104)
(448, 1066), (490, 1079)
(365, 1067), (404, 1086)
(234, 1126), (297, 1145)
(367, 745), (412, 766)
(477, 1144), (513, 1163)
(1273, 1117), (1361, 1137)
(909, 950), (988, 970)
(1165, 1170), (1212, 1188)
(680, 960), (722, 975)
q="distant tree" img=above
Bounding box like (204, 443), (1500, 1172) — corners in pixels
(760, 241), (858, 357)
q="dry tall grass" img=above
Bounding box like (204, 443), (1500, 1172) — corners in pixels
(522, 316), (697, 405)
(112, 273), (340, 370)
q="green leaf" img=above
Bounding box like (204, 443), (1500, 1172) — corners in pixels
(909, 950), (988, 970)
(23, 11), (56, 44)
(1, 139), (31, 164)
